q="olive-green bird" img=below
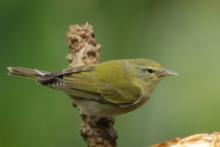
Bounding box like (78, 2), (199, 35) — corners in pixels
(7, 59), (177, 116)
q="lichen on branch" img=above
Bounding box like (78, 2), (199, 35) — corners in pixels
(66, 22), (101, 68)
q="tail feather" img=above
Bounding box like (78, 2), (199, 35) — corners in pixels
(7, 67), (47, 80)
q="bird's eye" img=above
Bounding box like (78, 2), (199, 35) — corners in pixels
(143, 67), (155, 74)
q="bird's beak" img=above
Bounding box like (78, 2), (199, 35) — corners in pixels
(157, 69), (178, 78)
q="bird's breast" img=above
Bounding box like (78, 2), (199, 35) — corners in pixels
(71, 95), (150, 117)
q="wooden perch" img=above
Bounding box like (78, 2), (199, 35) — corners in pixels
(66, 23), (117, 147)
(152, 132), (220, 147)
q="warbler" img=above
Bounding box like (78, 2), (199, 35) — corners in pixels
(7, 59), (177, 116)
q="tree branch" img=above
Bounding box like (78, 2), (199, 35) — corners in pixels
(66, 23), (118, 147)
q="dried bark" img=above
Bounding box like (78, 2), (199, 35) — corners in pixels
(152, 132), (220, 147)
(66, 23), (117, 147)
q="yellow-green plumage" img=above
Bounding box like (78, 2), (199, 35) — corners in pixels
(7, 59), (177, 116)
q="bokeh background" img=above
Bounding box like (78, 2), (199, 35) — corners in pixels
(1, 0), (220, 147)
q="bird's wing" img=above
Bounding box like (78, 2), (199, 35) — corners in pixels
(41, 62), (141, 105)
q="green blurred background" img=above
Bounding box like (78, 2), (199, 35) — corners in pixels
(1, 0), (220, 146)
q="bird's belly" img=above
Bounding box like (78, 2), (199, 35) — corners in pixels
(72, 96), (149, 117)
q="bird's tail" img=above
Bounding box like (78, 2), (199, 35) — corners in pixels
(7, 67), (48, 80)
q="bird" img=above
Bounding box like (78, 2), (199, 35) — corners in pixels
(7, 59), (177, 117)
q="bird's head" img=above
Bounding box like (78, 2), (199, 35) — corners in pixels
(132, 59), (178, 90)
